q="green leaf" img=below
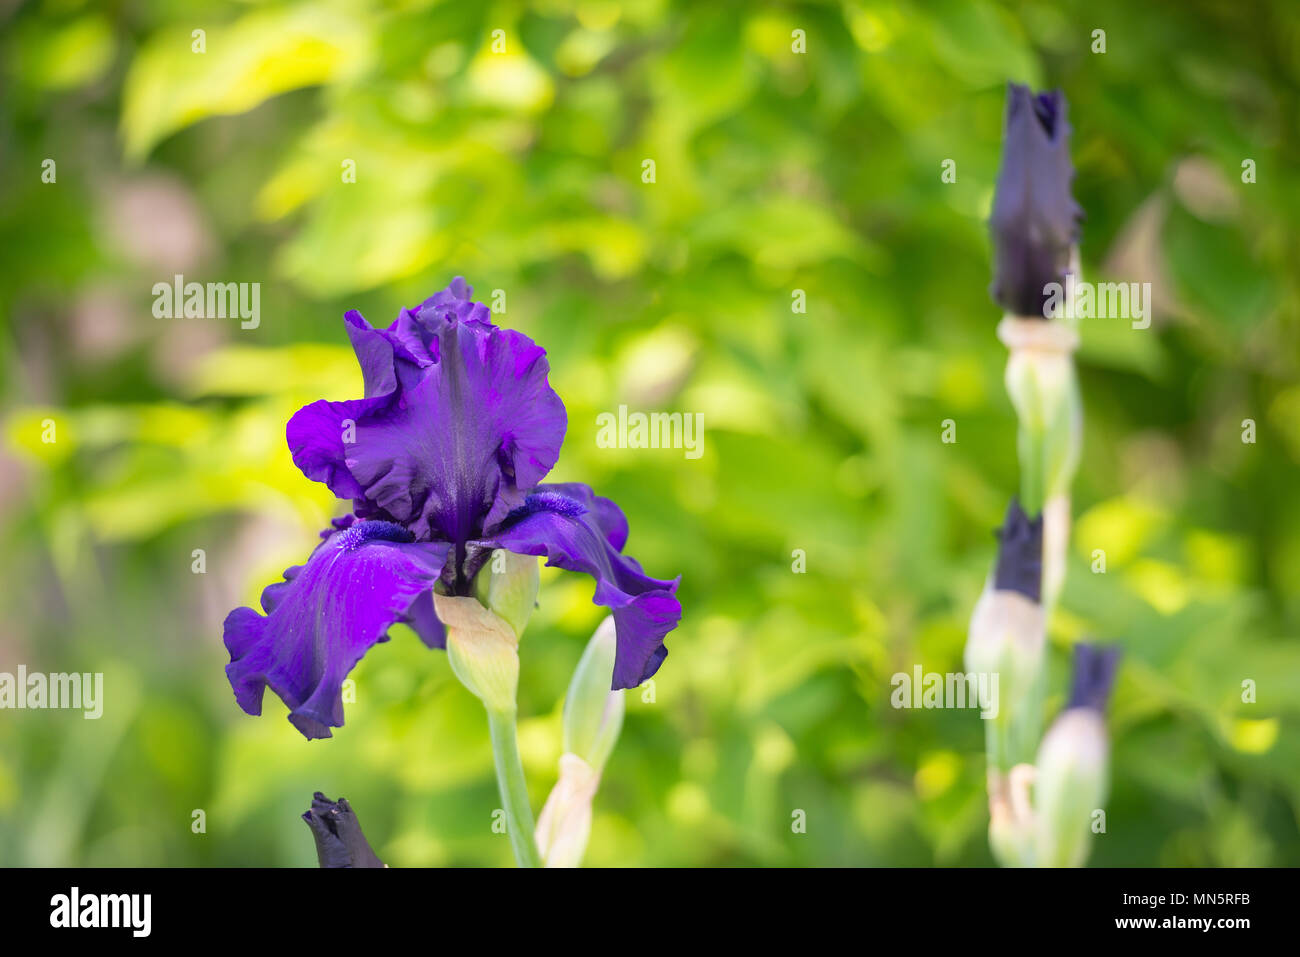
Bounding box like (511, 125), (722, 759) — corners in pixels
(121, 4), (374, 161)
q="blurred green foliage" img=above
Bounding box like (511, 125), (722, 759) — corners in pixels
(1, 0), (1299, 867)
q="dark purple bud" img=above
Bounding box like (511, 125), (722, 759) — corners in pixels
(1066, 643), (1121, 712)
(302, 793), (385, 868)
(993, 497), (1043, 603)
(989, 84), (1084, 317)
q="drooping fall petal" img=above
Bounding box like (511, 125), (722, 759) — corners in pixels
(224, 521), (449, 739)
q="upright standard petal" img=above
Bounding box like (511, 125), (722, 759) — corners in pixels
(285, 280), (564, 550)
(346, 306), (567, 556)
(285, 309), (422, 503)
(482, 488), (681, 690)
(286, 396), (386, 501)
(223, 521), (450, 739)
(989, 84), (1084, 318)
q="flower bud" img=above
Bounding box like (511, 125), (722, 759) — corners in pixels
(988, 84), (1082, 318)
(473, 549), (540, 640)
(563, 617), (625, 771)
(533, 618), (626, 867)
(965, 500), (1046, 768)
(302, 792), (385, 868)
(1033, 643), (1121, 867)
(435, 593), (520, 714)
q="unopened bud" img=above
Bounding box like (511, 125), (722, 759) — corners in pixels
(966, 500), (1046, 766)
(563, 617), (625, 771)
(988, 85), (1082, 319)
(534, 618), (626, 867)
(435, 593), (519, 714)
(473, 549), (540, 639)
(966, 588), (1045, 765)
(1033, 643), (1120, 867)
(302, 792), (385, 868)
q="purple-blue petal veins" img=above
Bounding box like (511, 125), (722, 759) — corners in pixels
(989, 84), (1084, 318)
(1066, 643), (1121, 712)
(993, 497), (1043, 603)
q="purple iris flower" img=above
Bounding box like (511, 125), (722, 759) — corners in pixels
(989, 84), (1084, 318)
(223, 278), (681, 739)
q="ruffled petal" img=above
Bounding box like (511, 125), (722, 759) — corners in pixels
(285, 309), (429, 502)
(481, 489), (680, 690)
(286, 396), (382, 501)
(344, 308), (429, 397)
(346, 294), (566, 550)
(284, 281), (566, 561)
(223, 521), (450, 739)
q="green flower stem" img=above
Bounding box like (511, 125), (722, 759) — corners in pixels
(1016, 420), (1046, 517)
(991, 314), (1083, 867)
(486, 706), (542, 868)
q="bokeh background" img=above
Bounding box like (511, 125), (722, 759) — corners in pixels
(2, 0), (1299, 867)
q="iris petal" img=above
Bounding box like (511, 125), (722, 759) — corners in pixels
(346, 305), (566, 548)
(223, 522), (450, 739)
(284, 279), (566, 557)
(481, 483), (680, 690)
(286, 396), (383, 501)
(532, 481), (630, 550)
